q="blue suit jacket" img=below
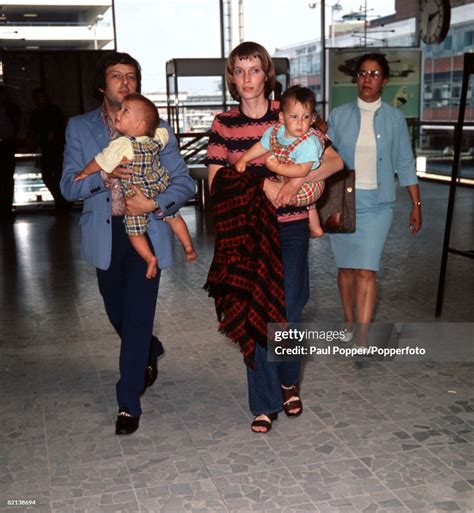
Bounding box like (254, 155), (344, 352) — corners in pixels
(61, 107), (195, 270)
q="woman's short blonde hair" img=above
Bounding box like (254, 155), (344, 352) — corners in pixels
(225, 41), (276, 101)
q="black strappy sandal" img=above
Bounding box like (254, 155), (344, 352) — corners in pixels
(281, 385), (303, 417)
(251, 412), (278, 433)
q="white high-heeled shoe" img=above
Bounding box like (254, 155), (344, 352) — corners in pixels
(341, 327), (354, 343)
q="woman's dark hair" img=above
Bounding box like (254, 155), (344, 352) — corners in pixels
(356, 52), (390, 78)
(123, 93), (159, 137)
(280, 85), (316, 114)
(226, 41), (276, 101)
(93, 51), (142, 100)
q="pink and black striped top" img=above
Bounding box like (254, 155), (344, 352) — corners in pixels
(205, 100), (308, 223)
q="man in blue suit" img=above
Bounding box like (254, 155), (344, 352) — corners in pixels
(61, 52), (195, 435)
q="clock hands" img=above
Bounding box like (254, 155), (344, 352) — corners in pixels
(422, 8), (440, 40)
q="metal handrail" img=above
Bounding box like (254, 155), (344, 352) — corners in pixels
(408, 119), (474, 128)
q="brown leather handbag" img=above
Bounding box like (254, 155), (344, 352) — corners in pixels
(318, 169), (356, 233)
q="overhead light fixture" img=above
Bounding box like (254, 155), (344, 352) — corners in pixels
(23, 13), (38, 18)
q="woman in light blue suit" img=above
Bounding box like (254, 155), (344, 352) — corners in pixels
(61, 52), (195, 435)
(327, 53), (422, 341)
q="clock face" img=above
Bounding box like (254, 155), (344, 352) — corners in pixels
(420, 0), (451, 44)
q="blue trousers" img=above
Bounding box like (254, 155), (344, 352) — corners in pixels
(247, 220), (310, 416)
(97, 216), (162, 417)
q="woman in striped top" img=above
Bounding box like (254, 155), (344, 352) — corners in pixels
(205, 41), (343, 434)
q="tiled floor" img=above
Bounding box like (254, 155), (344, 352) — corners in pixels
(0, 181), (473, 512)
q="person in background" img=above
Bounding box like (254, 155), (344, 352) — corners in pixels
(61, 52), (195, 435)
(327, 52), (422, 344)
(28, 88), (69, 211)
(0, 85), (20, 219)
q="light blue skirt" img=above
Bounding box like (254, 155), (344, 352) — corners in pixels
(329, 189), (394, 271)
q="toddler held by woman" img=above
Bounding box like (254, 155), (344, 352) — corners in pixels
(235, 85), (326, 237)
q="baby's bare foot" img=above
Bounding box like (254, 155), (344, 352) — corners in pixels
(145, 256), (158, 279)
(309, 227), (324, 238)
(184, 246), (198, 262)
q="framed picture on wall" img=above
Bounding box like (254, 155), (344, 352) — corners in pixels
(328, 47), (422, 118)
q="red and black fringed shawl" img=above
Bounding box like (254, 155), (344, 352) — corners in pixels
(204, 167), (287, 368)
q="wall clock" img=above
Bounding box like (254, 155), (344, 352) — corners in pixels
(420, 0), (451, 44)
